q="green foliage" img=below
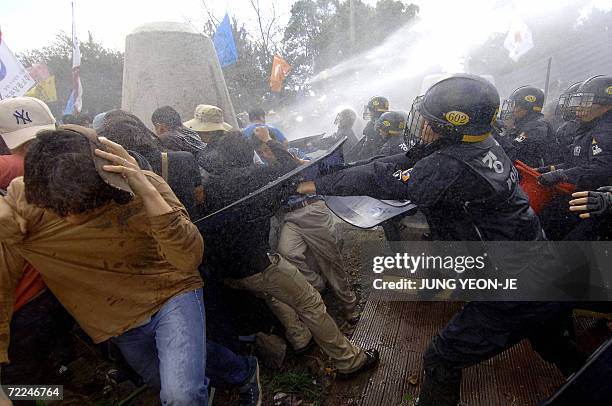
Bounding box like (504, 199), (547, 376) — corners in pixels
(17, 1), (418, 117)
(264, 371), (322, 403)
(19, 32), (123, 118)
(283, 0), (419, 89)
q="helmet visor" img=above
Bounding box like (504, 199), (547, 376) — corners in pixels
(568, 93), (595, 120)
(555, 93), (577, 121)
(404, 96), (427, 147)
(499, 99), (515, 121)
(362, 105), (372, 121)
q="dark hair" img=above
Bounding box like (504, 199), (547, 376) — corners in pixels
(98, 110), (161, 160)
(24, 130), (132, 216)
(151, 106), (182, 129)
(248, 108), (266, 122)
(61, 113), (91, 126)
(61, 114), (76, 124)
(216, 131), (255, 168)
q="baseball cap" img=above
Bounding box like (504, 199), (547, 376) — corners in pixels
(61, 124), (133, 194)
(0, 97), (57, 150)
(183, 104), (233, 132)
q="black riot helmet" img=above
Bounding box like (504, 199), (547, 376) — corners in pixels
(405, 74), (500, 147)
(555, 81), (581, 121)
(567, 75), (612, 122)
(500, 86), (545, 120)
(334, 108), (357, 128)
(362, 96), (389, 121)
(375, 111), (407, 138)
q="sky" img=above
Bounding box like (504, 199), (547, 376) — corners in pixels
(1, 0), (380, 53)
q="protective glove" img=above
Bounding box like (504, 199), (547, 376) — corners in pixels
(536, 166), (550, 173)
(537, 169), (568, 186)
(569, 186), (612, 219)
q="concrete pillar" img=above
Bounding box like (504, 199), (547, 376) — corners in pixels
(121, 22), (238, 129)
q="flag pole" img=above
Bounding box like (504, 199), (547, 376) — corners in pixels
(543, 57), (552, 102)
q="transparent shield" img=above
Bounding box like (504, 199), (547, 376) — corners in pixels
(500, 99), (515, 121)
(404, 96), (425, 147)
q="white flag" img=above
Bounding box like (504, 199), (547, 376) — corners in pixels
(65, 1), (83, 114)
(0, 40), (35, 99)
(504, 17), (534, 62)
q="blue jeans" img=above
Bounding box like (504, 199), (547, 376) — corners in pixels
(113, 289), (251, 405)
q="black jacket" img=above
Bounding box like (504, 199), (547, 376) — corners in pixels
(200, 140), (298, 279)
(505, 111), (556, 167)
(562, 111), (612, 190)
(345, 120), (384, 162)
(555, 120), (581, 165)
(315, 137), (541, 241)
(136, 150), (201, 218)
(379, 135), (409, 156)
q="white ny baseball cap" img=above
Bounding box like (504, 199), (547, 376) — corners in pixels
(0, 97), (57, 150)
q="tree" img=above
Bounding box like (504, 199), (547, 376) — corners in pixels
(200, 1), (284, 112)
(282, 0), (419, 91)
(19, 33), (123, 118)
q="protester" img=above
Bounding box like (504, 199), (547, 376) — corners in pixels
(0, 97), (73, 386)
(183, 104), (234, 174)
(252, 136), (361, 326)
(0, 126), (260, 405)
(99, 111), (203, 218)
(92, 111), (108, 131)
(242, 107), (289, 147)
(199, 128), (379, 376)
(151, 105), (206, 158)
(61, 113), (92, 127)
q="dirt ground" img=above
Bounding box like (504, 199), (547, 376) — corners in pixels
(38, 223), (384, 406)
(22, 220), (612, 406)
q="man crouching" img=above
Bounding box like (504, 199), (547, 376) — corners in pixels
(0, 126), (211, 405)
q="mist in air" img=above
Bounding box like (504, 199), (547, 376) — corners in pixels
(273, 0), (612, 141)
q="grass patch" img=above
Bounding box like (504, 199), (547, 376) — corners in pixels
(263, 370), (322, 404)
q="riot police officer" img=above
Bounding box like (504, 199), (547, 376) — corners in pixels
(538, 75), (612, 191)
(553, 82), (583, 165)
(345, 96), (389, 161)
(500, 86), (557, 167)
(333, 108), (359, 153)
(297, 74), (585, 405)
(539, 75), (612, 240)
(374, 110), (411, 241)
(375, 111), (409, 156)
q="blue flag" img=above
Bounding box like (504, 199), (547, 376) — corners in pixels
(213, 13), (238, 67)
(63, 90), (75, 115)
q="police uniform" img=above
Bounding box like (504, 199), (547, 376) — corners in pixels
(345, 96), (389, 161)
(501, 86), (557, 167)
(553, 82), (583, 164)
(374, 111), (412, 240)
(562, 111), (612, 190)
(310, 75), (585, 406)
(555, 119), (581, 165)
(539, 76), (612, 192)
(505, 111), (555, 167)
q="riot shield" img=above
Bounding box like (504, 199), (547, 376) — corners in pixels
(194, 136), (347, 232)
(323, 196), (417, 229)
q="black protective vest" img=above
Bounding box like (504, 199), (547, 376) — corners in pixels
(430, 137), (541, 241)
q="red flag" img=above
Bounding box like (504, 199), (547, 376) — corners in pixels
(270, 54), (291, 93)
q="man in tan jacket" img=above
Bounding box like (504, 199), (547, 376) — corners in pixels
(0, 103), (259, 405)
